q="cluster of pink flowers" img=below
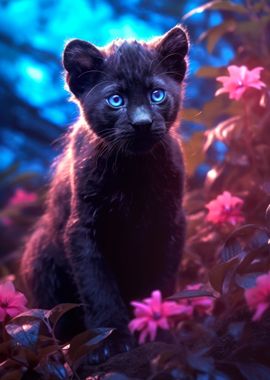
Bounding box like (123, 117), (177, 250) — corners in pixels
(1, 188), (37, 226)
(9, 188), (37, 206)
(216, 65), (266, 101)
(129, 286), (213, 344)
(245, 272), (270, 321)
(205, 191), (244, 226)
(0, 281), (28, 322)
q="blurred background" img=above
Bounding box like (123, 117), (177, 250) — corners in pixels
(0, 0), (249, 264)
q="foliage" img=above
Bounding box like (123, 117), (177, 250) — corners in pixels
(1, 0), (270, 379)
(0, 302), (114, 379)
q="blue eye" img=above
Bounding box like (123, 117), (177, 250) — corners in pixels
(151, 89), (166, 104)
(107, 94), (124, 108)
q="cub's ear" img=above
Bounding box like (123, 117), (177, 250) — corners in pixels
(155, 25), (189, 83)
(63, 39), (104, 97)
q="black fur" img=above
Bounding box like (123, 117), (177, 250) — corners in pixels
(20, 25), (188, 360)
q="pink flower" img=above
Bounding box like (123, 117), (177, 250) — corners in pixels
(245, 272), (270, 321)
(205, 191), (244, 226)
(0, 188), (37, 227)
(216, 65), (266, 100)
(9, 188), (37, 206)
(0, 281), (28, 322)
(129, 290), (190, 344)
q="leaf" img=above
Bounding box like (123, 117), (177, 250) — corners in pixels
(12, 309), (48, 322)
(248, 230), (270, 250)
(234, 362), (270, 380)
(168, 289), (215, 301)
(219, 237), (244, 263)
(1, 370), (23, 380)
(237, 244), (269, 273)
(68, 328), (114, 365)
(183, 0), (248, 20)
(204, 116), (241, 152)
(0, 341), (13, 363)
(212, 372), (231, 380)
(187, 351), (214, 373)
(182, 132), (205, 176)
(235, 272), (263, 289)
(181, 108), (203, 123)
(5, 319), (41, 350)
(208, 258), (239, 293)
(38, 344), (61, 360)
(265, 204), (270, 229)
(219, 224), (265, 263)
(200, 20), (236, 53)
(196, 66), (222, 78)
(227, 322), (245, 341)
(46, 303), (81, 330)
(37, 360), (68, 380)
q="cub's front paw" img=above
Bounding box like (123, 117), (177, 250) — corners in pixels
(87, 330), (134, 365)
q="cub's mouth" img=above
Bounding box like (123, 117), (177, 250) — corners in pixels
(126, 130), (166, 153)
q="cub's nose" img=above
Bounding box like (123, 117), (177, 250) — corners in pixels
(130, 106), (153, 132)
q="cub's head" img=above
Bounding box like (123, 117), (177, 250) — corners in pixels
(63, 25), (189, 153)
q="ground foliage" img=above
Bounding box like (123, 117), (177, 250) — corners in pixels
(1, 0), (270, 379)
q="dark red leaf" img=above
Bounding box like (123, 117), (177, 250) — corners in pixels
(68, 328), (114, 366)
(5, 319), (40, 350)
(45, 303), (81, 330)
(168, 289), (215, 300)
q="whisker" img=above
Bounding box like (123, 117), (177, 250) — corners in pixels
(83, 80), (112, 102)
(78, 69), (107, 79)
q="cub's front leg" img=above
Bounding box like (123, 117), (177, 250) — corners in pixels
(64, 217), (133, 363)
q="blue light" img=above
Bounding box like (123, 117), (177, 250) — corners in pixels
(25, 66), (44, 82)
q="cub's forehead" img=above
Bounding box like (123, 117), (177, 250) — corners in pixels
(103, 41), (158, 83)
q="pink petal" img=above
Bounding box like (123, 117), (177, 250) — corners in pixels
(131, 301), (152, 317)
(0, 281), (16, 295)
(252, 303), (269, 321)
(249, 81), (266, 90)
(256, 273), (270, 288)
(0, 307), (6, 322)
(148, 290), (162, 313)
(186, 284), (202, 291)
(128, 317), (148, 333)
(138, 328), (149, 344)
(227, 65), (242, 79)
(147, 320), (158, 341)
(157, 317), (170, 330)
(215, 87), (228, 96)
(7, 292), (27, 309)
(216, 76), (231, 85)
(6, 305), (27, 318)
